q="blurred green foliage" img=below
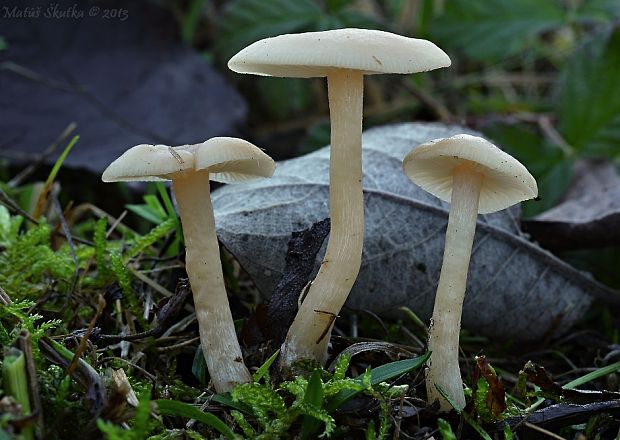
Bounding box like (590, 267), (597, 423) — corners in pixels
(171, 0), (620, 216)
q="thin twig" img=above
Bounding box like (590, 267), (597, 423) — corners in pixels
(8, 122), (77, 187)
(523, 422), (567, 440)
(128, 267), (175, 298)
(67, 295), (106, 375)
(0, 286), (12, 305)
(538, 115), (574, 156)
(403, 82), (453, 122)
(155, 336), (200, 352)
(51, 193), (79, 295)
(98, 357), (157, 383)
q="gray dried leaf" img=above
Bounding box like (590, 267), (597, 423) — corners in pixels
(213, 123), (618, 339)
(523, 160), (620, 250)
(0, 0), (246, 173)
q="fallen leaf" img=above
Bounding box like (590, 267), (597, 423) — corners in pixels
(472, 356), (506, 419)
(213, 122), (619, 340)
(0, 0), (246, 173)
(523, 160), (620, 250)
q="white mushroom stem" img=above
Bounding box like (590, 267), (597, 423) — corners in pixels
(425, 164), (483, 411)
(173, 171), (252, 392)
(281, 70), (365, 365)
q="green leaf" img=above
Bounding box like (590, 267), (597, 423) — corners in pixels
(0, 205), (12, 246)
(557, 26), (620, 158)
(216, 0), (322, 60)
(484, 123), (572, 216)
(301, 370), (324, 439)
(252, 349), (280, 382)
(154, 400), (239, 440)
(211, 392), (255, 416)
(504, 422), (515, 440)
(474, 377), (502, 423)
(191, 346), (207, 386)
(430, 0), (565, 61)
(462, 412), (493, 440)
(434, 383), (463, 414)
(326, 352), (430, 411)
(572, 0), (620, 23)
(126, 203), (166, 225)
(257, 77), (315, 119)
(318, 9), (382, 31)
(437, 418), (457, 440)
(181, 0), (206, 44)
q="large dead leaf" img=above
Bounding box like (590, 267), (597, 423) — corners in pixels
(0, 0), (246, 173)
(523, 160), (620, 250)
(212, 123), (618, 339)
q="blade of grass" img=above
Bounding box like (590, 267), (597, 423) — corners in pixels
(253, 350), (280, 382)
(126, 203), (165, 224)
(154, 399), (239, 439)
(33, 135), (79, 218)
(301, 369), (324, 439)
(326, 352), (430, 411)
(564, 360), (620, 389)
(156, 181), (183, 252)
(462, 412), (492, 440)
(211, 392), (255, 416)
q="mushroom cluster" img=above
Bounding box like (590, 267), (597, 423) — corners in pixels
(102, 27), (539, 413)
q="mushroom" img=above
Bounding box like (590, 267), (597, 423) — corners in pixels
(402, 134), (538, 411)
(228, 28), (451, 365)
(102, 137), (275, 392)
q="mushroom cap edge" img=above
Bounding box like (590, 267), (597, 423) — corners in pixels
(402, 134), (538, 214)
(228, 28), (451, 78)
(101, 138), (275, 184)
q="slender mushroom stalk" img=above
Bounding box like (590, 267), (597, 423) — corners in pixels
(102, 138), (275, 392)
(425, 164), (482, 410)
(403, 134), (538, 411)
(282, 70), (364, 363)
(228, 28), (451, 365)
(173, 172), (251, 390)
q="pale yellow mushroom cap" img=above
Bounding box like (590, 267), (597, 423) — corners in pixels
(102, 137), (275, 184)
(402, 134), (538, 214)
(228, 28), (451, 78)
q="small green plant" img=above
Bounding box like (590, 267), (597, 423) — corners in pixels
(217, 352), (429, 439)
(0, 301), (59, 354)
(97, 393), (160, 439)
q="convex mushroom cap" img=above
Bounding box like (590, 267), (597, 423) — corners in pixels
(228, 28), (451, 77)
(403, 134), (538, 214)
(102, 137), (275, 183)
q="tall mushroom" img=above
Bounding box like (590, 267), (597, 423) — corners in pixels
(228, 28), (451, 365)
(402, 134), (538, 411)
(102, 137), (275, 392)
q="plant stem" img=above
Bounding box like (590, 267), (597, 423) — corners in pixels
(425, 165), (483, 411)
(281, 70), (364, 365)
(173, 172), (251, 392)
(3, 347), (34, 440)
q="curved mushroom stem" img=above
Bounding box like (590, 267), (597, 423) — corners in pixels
(425, 164), (483, 411)
(281, 70), (364, 366)
(173, 172), (252, 392)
